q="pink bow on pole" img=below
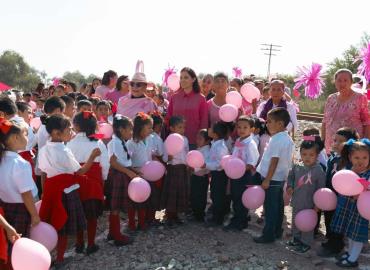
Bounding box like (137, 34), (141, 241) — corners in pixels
(293, 63), (325, 99)
(163, 66), (177, 86)
(52, 77), (60, 87)
(357, 42), (370, 83)
(232, 67), (243, 78)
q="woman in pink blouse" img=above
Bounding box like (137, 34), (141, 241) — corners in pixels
(106, 75), (130, 104)
(207, 72), (229, 127)
(95, 70), (117, 99)
(322, 69), (370, 153)
(167, 67), (208, 148)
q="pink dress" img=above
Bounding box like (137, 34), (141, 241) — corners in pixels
(323, 92), (370, 153)
(106, 90), (128, 104)
(117, 95), (157, 119)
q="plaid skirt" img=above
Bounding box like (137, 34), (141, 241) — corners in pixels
(148, 178), (163, 211)
(160, 164), (189, 213)
(331, 195), (369, 242)
(0, 201), (30, 237)
(82, 199), (103, 220)
(58, 191), (87, 236)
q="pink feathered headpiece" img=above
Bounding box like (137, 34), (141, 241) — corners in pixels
(293, 63), (325, 99)
(357, 42), (370, 83)
(52, 77), (60, 87)
(163, 66), (177, 86)
(232, 67), (243, 78)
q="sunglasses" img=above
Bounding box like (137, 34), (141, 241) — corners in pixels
(130, 82), (146, 88)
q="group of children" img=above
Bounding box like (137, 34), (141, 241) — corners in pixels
(0, 87), (369, 269)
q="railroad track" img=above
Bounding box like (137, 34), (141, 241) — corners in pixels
(297, 112), (323, 123)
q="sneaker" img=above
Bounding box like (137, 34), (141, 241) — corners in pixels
(86, 244), (99, 255)
(293, 244), (310, 254)
(286, 238), (301, 247)
(335, 258), (358, 268)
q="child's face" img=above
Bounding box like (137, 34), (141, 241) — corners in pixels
(262, 90), (270, 100)
(207, 128), (218, 140)
(54, 87), (64, 97)
(266, 115), (284, 135)
(119, 125), (133, 141)
(196, 133), (208, 148)
(236, 121), (253, 139)
(153, 123), (162, 134)
(79, 105), (92, 112)
(140, 123), (153, 139)
(350, 150), (369, 173)
(96, 105), (110, 121)
(332, 134), (347, 154)
(170, 122), (185, 136)
(300, 148), (318, 167)
(64, 103), (76, 119)
(269, 84), (284, 100)
(60, 126), (74, 142)
(9, 129), (28, 151)
(18, 107), (32, 124)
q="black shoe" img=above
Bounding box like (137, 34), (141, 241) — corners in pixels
(86, 244), (99, 255)
(75, 244), (85, 254)
(336, 258), (358, 268)
(114, 237), (133, 247)
(286, 238), (301, 247)
(292, 243), (311, 254)
(275, 229), (284, 239)
(106, 234), (114, 241)
(253, 235), (274, 244)
(223, 222), (238, 232)
(316, 246), (339, 258)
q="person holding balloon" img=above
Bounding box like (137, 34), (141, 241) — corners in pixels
(66, 111), (109, 255)
(225, 116), (260, 232)
(161, 116), (190, 226)
(318, 127), (359, 258)
(285, 136), (326, 253)
(330, 139), (370, 268)
(106, 115), (135, 246)
(254, 108), (294, 243)
(37, 114), (101, 267)
(0, 210), (21, 267)
(126, 113), (154, 231)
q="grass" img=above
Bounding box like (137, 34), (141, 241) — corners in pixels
(296, 97), (326, 113)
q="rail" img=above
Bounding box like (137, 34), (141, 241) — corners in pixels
(297, 112), (323, 123)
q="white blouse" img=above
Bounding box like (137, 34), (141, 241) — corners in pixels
(67, 133), (110, 180)
(38, 141), (81, 178)
(0, 151), (38, 203)
(126, 137), (153, 168)
(107, 135), (132, 168)
(206, 139), (229, 171)
(149, 132), (164, 157)
(232, 136), (259, 167)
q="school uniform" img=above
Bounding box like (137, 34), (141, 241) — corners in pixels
(206, 139), (229, 224)
(0, 151), (38, 237)
(161, 135), (190, 215)
(287, 162), (326, 245)
(190, 145), (210, 221)
(67, 133), (109, 219)
(230, 136), (260, 229)
(38, 141), (86, 235)
(256, 131), (294, 241)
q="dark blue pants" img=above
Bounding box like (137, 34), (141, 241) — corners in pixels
(210, 170), (228, 224)
(262, 180), (285, 241)
(190, 174), (209, 220)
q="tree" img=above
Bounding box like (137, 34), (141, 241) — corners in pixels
(62, 70), (87, 86)
(86, 74), (100, 83)
(0, 50), (41, 91)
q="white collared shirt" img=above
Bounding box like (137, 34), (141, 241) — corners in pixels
(67, 133), (110, 180)
(232, 136), (259, 167)
(194, 144), (211, 176)
(126, 137), (153, 168)
(257, 131), (294, 181)
(163, 135), (189, 165)
(0, 151), (38, 203)
(149, 132), (164, 157)
(206, 139), (229, 171)
(38, 141), (81, 178)
(107, 135), (132, 168)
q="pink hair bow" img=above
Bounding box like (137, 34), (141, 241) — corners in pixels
(358, 178), (370, 191)
(234, 141), (244, 148)
(303, 135), (315, 142)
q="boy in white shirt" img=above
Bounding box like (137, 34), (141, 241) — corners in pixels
(254, 108), (294, 243)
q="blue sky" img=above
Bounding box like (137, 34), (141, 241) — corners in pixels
(1, 0), (369, 83)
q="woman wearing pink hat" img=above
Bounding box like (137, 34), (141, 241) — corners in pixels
(116, 61), (157, 119)
(167, 67), (208, 148)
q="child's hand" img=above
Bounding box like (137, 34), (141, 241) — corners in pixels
(31, 215), (40, 227)
(90, 148), (101, 158)
(286, 187), (293, 196)
(261, 179), (270, 190)
(5, 225), (21, 243)
(352, 195), (359, 200)
(127, 171), (138, 180)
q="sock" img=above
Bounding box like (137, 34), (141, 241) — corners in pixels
(108, 214), (114, 237)
(87, 219), (97, 247)
(76, 230), (84, 246)
(348, 240), (363, 262)
(127, 208), (136, 230)
(56, 234), (68, 262)
(348, 238), (354, 253)
(111, 214), (129, 242)
(138, 209), (147, 229)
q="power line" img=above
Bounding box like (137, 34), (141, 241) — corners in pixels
(260, 44), (282, 79)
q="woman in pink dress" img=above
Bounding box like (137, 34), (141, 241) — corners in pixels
(207, 72), (228, 127)
(322, 69), (370, 153)
(95, 70), (117, 99)
(167, 67), (208, 148)
(117, 63), (156, 119)
(106, 75), (130, 104)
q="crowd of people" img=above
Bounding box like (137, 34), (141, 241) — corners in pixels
(0, 64), (369, 269)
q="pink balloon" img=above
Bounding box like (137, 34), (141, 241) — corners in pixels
(128, 177), (151, 203)
(30, 117), (41, 130)
(226, 91), (242, 108)
(240, 83), (261, 103)
(35, 200), (42, 214)
(186, 150), (205, 169)
(224, 158), (246, 179)
(332, 170), (363, 196)
(313, 188), (337, 211)
(30, 222), (58, 252)
(164, 133), (184, 156)
(219, 104), (238, 122)
(294, 209), (318, 232)
(357, 191), (370, 220)
(167, 74), (180, 91)
(242, 186), (265, 209)
(98, 122), (113, 139)
(221, 155), (232, 170)
(141, 161), (166, 182)
(11, 238), (51, 270)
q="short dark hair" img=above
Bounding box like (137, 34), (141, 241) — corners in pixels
(77, 100), (92, 110)
(76, 94), (88, 102)
(214, 72), (229, 82)
(169, 116), (184, 128)
(67, 82), (77, 92)
(0, 97), (17, 116)
(42, 114), (71, 134)
(303, 127), (320, 137)
(96, 100), (111, 110)
(336, 127), (359, 141)
(73, 111), (97, 141)
(300, 136), (324, 154)
(198, 128), (211, 142)
(16, 101), (31, 113)
(44, 96), (65, 114)
(267, 107), (290, 127)
(237, 116), (255, 128)
(60, 95), (75, 106)
(231, 78), (244, 87)
(102, 70), (117, 86)
(212, 121), (228, 140)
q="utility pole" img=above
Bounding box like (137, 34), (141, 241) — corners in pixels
(260, 44), (282, 79)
